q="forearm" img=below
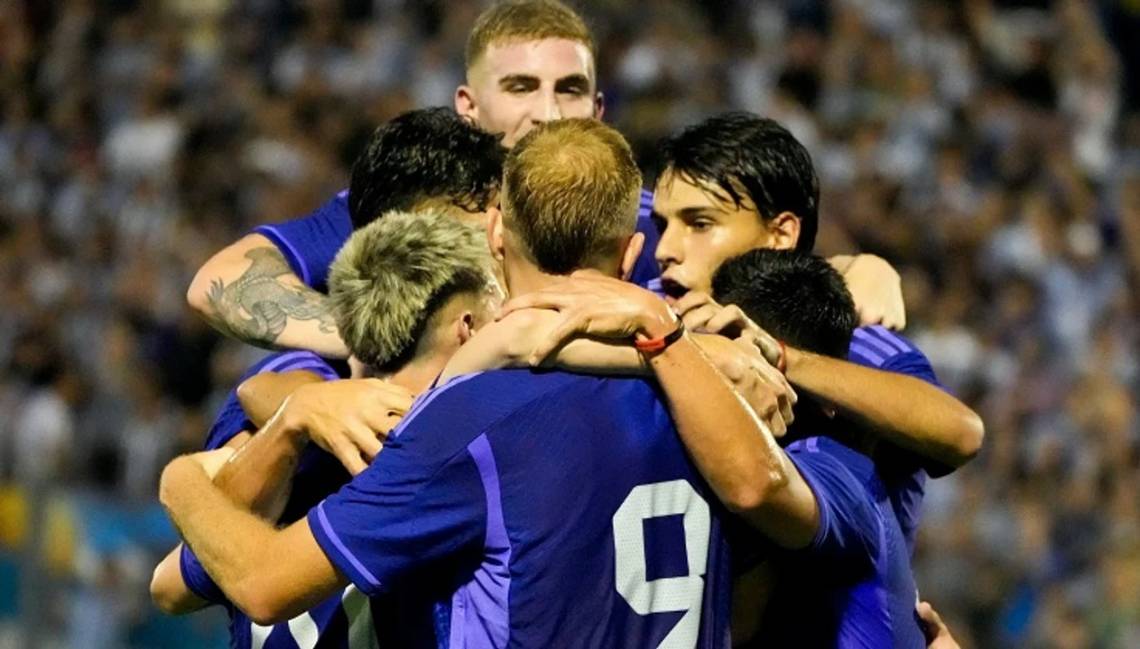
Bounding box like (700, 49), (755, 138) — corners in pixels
(648, 336), (815, 546)
(188, 234), (349, 358)
(150, 544), (208, 615)
(238, 370), (325, 429)
(159, 457), (337, 623)
(784, 348), (984, 467)
(212, 419), (305, 520)
(441, 310), (648, 380)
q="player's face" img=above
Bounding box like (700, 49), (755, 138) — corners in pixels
(457, 38), (602, 148)
(653, 169), (788, 298)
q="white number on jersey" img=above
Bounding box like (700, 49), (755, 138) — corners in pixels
(612, 480), (711, 649)
(250, 585), (377, 649)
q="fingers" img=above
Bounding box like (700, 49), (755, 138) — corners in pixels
(703, 304), (750, 337)
(361, 379), (414, 414)
(529, 311), (591, 365)
(671, 291), (714, 316)
(344, 420), (383, 460)
(329, 438), (369, 476)
(499, 292), (571, 319)
(916, 601), (945, 632)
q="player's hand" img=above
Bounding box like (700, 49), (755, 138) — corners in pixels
(836, 254), (906, 330)
(671, 292), (784, 367)
(917, 601), (961, 649)
(278, 379), (414, 475)
(695, 334), (795, 437)
(498, 271), (677, 365)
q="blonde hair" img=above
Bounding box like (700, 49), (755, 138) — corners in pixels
(502, 118), (641, 274)
(466, 0), (595, 70)
(329, 209), (497, 371)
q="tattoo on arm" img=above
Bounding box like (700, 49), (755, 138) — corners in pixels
(205, 247), (338, 347)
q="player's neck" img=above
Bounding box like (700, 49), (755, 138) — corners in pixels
(378, 354), (449, 397)
(504, 261), (621, 297)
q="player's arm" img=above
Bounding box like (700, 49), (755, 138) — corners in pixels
(444, 308), (795, 435)
(782, 347), (983, 468)
(499, 272), (818, 547)
(187, 233), (349, 358)
(237, 369), (326, 428)
(676, 292), (984, 469)
(150, 441), (247, 615)
(159, 454), (347, 625)
(828, 253), (906, 330)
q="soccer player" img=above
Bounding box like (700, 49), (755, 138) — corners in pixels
(710, 250), (926, 647)
(505, 250), (929, 646)
(649, 113), (983, 554)
(186, 0), (902, 360)
(159, 119), (793, 646)
(152, 209), (500, 647)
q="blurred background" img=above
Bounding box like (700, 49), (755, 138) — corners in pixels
(0, 0), (1137, 647)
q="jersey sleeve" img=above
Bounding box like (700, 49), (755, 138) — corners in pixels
(786, 443), (881, 565)
(179, 544), (227, 605)
(251, 190), (353, 291)
(308, 443), (487, 597)
(202, 351), (342, 450)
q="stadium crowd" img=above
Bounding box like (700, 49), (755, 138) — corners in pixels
(0, 0), (1138, 647)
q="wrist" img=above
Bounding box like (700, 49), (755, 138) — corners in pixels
(782, 345), (805, 378)
(270, 397), (311, 448)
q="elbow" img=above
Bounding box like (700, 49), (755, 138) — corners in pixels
(149, 566), (197, 616)
(233, 583), (295, 626)
(186, 264), (215, 318)
(721, 466), (790, 516)
(952, 410), (985, 466)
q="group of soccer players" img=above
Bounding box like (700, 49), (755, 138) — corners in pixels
(151, 1), (984, 647)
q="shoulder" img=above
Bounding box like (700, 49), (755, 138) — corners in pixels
(847, 326), (940, 386)
(242, 350), (342, 382)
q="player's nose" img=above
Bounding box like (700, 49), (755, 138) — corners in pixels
(531, 89), (562, 123)
(655, 226), (681, 267)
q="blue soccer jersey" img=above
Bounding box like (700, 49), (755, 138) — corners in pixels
(756, 436), (926, 649)
(309, 369), (734, 648)
(846, 325), (948, 556)
(181, 351), (423, 649)
(255, 188), (662, 292)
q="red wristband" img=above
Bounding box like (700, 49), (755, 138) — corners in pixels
(776, 340), (787, 373)
(635, 320), (686, 354)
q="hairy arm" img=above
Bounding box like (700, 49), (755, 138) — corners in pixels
(784, 348), (984, 468)
(648, 334), (818, 547)
(159, 454), (346, 625)
(150, 438), (249, 615)
(187, 234), (348, 358)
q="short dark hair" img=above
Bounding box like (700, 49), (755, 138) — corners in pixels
(711, 249), (855, 359)
(658, 112), (819, 252)
(348, 108), (506, 230)
(503, 118), (641, 274)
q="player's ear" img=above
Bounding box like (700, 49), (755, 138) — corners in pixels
(619, 232), (645, 281)
(593, 91), (605, 120)
(456, 85), (478, 122)
(486, 206), (505, 262)
(457, 311), (476, 345)
(767, 211), (801, 251)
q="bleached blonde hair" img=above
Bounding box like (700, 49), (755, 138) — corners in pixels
(329, 209), (497, 371)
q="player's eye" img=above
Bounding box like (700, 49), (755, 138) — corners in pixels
(650, 214), (667, 234)
(690, 219), (715, 232)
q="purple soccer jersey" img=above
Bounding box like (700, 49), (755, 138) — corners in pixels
(255, 188), (662, 292)
(755, 436), (927, 649)
(846, 324), (948, 557)
(179, 351), (433, 649)
(309, 369), (734, 648)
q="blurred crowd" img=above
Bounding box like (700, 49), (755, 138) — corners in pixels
(0, 0), (1138, 647)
